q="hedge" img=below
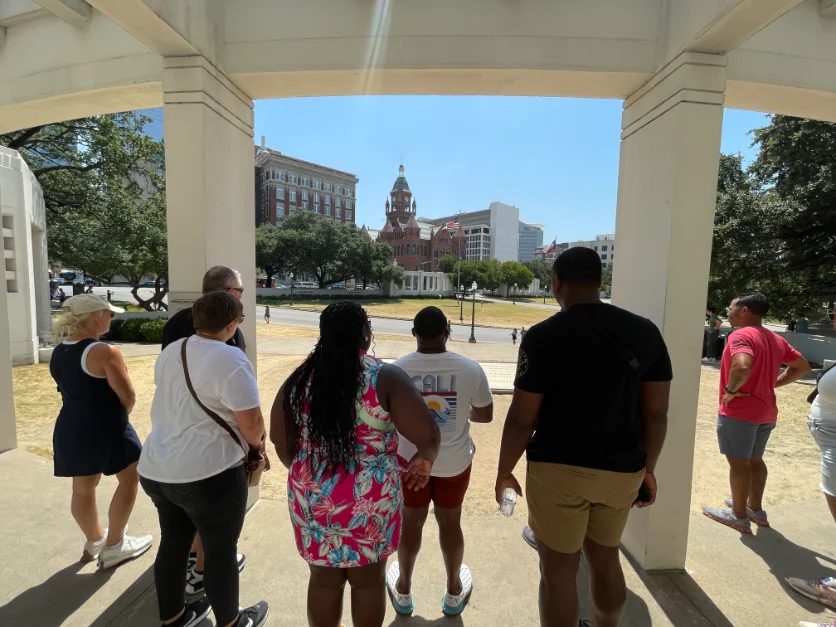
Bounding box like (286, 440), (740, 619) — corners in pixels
(105, 317), (168, 343)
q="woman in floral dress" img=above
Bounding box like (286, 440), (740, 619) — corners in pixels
(271, 302), (440, 627)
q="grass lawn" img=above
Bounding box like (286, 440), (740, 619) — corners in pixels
(12, 358), (820, 516)
(258, 298), (554, 329)
(256, 323), (412, 343)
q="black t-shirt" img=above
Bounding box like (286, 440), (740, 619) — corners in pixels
(515, 303), (672, 473)
(161, 307), (247, 352)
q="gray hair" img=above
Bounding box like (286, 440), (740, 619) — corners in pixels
(202, 266), (242, 293)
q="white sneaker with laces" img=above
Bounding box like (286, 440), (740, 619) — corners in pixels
(81, 528), (108, 563)
(98, 534), (153, 569)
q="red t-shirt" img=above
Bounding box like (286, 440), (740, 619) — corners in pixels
(718, 326), (802, 423)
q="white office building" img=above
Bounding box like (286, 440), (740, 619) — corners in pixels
(562, 234), (616, 267)
(425, 202), (520, 263)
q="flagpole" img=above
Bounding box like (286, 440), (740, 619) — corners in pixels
(456, 211), (463, 321)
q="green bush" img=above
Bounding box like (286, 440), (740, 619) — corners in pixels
(118, 318), (147, 342)
(105, 319), (125, 341)
(140, 318), (167, 344)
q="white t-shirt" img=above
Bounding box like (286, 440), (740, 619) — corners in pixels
(394, 351), (493, 477)
(139, 336), (261, 483)
(811, 366), (836, 422)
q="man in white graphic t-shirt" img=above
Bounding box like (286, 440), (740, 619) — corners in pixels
(386, 306), (494, 617)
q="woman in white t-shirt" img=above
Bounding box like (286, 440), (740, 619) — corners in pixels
(786, 365), (836, 614)
(139, 292), (269, 627)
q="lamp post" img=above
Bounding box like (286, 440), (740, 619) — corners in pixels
(469, 281), (477, 343)
(289, 272), (294, 306)
(459, 284), (464, 321)
(543, 287), (547, 304)
(513, 283), (517, 305)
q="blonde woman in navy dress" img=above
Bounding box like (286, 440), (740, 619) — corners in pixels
(50, 294), (152, 569)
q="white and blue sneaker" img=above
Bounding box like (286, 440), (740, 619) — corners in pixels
(386, 561), (414, 615)
(441, 565), (473, 616)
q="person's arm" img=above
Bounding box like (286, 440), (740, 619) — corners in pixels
(776, 356), (812, 388)
(714, 317), (723, 331)
(232, 407), (266, 448)
(220, 362), (265, 448)
(635, 381), (670, 507)
(470, 403), (494, 423)
(495, 388), (541, 502)
(723, 353), (753, 406)
(270, 380), (298, 469)
(88, 344), (136, 414)
(495, 328), (546, 502)
(378, 364), (440, 491)
(469, 364), (494, 423)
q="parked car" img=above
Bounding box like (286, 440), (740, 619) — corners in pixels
(329, 284), (345, 290)
(139, 279), (167, 288)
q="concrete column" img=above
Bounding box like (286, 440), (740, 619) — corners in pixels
(0, 242), (16, 452)
(612, 52), (726, 571)
(163, 56), (256, 363)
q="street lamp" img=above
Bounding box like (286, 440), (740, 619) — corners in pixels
(469, 281), (477, 343)
(513, 283), (517, 305)
(290, 271), (295, 306)
(459, 284), (464, 322)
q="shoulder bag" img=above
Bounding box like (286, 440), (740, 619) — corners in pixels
(180, 337), (269, 487)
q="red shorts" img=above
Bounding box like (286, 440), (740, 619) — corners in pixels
(403, 464), (472, 509)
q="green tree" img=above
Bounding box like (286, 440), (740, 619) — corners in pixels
(255, 224), (300, 286)
(279, 212), (363, 288)
(1, 113), (169, 309)
(498, 261), (535, 290)
(438, 254), (458, 273)
(601, 264), (613, 292)
(524, 259), (552, 286)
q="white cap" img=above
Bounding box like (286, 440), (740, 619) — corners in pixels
(62, 294), (125, 315)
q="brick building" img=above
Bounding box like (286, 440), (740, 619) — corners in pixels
(254, 145), (358, 226)
(376, 165), (464, 271)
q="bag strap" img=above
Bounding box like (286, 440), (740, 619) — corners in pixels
(180, 337), (248, 456)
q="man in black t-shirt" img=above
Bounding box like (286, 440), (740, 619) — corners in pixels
(161, 265), (248, 595)
(495, 247), (672, 627)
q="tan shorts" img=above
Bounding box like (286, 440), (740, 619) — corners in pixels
(527, 462), (645, 554)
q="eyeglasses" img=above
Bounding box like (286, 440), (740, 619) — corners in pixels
(229, 286), (244, 295)
(237, 314), (246, 324)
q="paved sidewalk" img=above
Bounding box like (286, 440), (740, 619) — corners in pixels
(3, 448), (836, 626)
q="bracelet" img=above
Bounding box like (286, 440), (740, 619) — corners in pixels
(724, 386), (738, 394)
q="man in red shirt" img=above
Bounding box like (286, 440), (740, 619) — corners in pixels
(703, 293), (811, 533)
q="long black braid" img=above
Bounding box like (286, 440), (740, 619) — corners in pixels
(285, 301), (371, 473)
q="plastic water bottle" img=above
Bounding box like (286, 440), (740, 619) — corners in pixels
(499, 488), (517, 517)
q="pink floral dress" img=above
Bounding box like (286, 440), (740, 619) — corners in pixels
(288, 352), (405, 567)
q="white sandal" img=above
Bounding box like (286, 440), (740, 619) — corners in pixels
(386, 561), (414, 615)
(441, 564), (473, 616)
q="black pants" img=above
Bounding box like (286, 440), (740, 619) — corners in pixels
(141, 464), (248, 626)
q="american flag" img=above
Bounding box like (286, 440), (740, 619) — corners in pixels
(445, 220), (460, 231)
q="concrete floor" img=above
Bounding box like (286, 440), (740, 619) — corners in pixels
(2, 448), (835, 626)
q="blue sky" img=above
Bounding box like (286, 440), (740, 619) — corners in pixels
(253, 97), (768, 243)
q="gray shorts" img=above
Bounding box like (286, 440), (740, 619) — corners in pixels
(717, 414), (775, 459)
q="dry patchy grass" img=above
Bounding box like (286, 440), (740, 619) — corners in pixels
(256, 323), (411, 343)
(13, 359), (820, 515)
(267, 298), (553, 329)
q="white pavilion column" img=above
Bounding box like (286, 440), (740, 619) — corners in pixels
(612, 52), (726, 571)
(0, 257), (16, 451)
(163, 56), (256, 364)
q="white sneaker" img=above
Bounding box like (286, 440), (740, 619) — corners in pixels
(98, 534), (153, 569)
(81, 528), (108, 563)
(522, 525), (537, 550)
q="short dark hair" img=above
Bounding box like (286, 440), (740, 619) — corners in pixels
(706, 305), (717, 314)
(552, 247), (603, 286)
(192, 292), (243, 333)
(736, 292), (769, 317)
(413, 306), (448, 340)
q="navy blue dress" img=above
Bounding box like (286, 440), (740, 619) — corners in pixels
(50, 339), (142, 477)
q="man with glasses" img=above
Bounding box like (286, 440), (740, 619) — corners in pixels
(161, 265), (248, 594)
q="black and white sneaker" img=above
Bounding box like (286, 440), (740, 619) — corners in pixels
(162, 597), (211, 627)
(186, 553), (247, 595)
(235, 601), (269, 627)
